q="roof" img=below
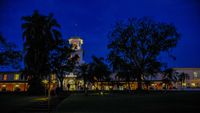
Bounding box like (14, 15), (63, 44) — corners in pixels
(68, 36), (82, 39)
(68, 37), (83, 45)
(173, 67), (200, 70)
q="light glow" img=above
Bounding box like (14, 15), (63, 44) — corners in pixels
(69, 38), (83, 45)
(191, 83), (196, 87)
(182, 83), (186, 86)
(14, 74), (20, 80)
(3, 74), (7, 80)
(42, 79), (48, 84)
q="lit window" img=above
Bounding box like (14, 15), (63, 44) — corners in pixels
(1, 85), (6, 91)
(193, 72), (198, 78)
(3, 74), (7, 80)
(14, 74), (20, 80)
(182, 83), (187, 86)
(51, 74), (56, 80)
(191, 83), (196, 87)
(14, 84), (20, 92)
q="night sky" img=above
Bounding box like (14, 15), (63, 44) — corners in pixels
(0, 0), (200, 69)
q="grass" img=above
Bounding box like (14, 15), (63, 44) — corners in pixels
(0, 91), (200, 113)
(56, 91), (200, 113)
(0, 93), (47, 113)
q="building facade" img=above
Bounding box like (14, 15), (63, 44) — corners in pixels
(62, 37), (84, 90)
(173, 68), (200, 88)
(0, 72), (28, 92)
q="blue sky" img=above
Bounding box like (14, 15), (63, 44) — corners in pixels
(0, 0), (200, 69)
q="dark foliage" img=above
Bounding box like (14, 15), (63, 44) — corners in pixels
(108, 17), (180, 90)
(22, 10), (61, 95)
(0, 34), (21, 69)
(89, 56), (111, 90)
(49, 39), (78, 91)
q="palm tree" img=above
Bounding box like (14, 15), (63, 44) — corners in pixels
(90, 56), (111, 91)
(76, 63), (90, 94)
(162, 68), (177, 90)
(22, 10), (61, 95)
(177, 72), (189, 89)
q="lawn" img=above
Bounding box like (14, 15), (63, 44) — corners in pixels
(0, 93), (47, 113)
(56, 91), (200, 113)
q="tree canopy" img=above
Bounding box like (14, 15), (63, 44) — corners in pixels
(49, 39), (78, 91)
(107, 17), (180, 90)
(21, 10), (61, 94)
(90, 56), (110, 82)
(0, 34), (21, 69)
(22, 10), (61, 78)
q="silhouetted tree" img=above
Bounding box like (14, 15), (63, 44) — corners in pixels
(108, 51), (133, 90)
(162, 68), (177, 89)
(0, 34), (21, 68)
(76, 63), (90, 94)
(90, 56), (110, 91)
(49, 39), (77, 91)
(22, 10), (61, 95)
(108, 17), (180, 90)
(177, 72), (189, 89)
(144, 80), (152, 90)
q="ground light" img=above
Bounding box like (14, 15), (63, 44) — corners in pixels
(47, 79), (57, 113)
(32, 97), (48, 101)
(42, 79), (48, 96)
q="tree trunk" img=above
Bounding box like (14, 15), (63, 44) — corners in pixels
(98, 78), (103, 94)
(57, 75), (64, 91)
(28, 76), (44, 95)
(101, 82), (102, 91)
(128, 81), (131, 92)
(146, 84), (149, 90)
(137, 76), (142, 91)
(60, 78), (64, 91)
(84, 74), (87, 95)
(181, 80), (184, 90)
(127, 75), (131, 92)
(100, 78), (103, 91)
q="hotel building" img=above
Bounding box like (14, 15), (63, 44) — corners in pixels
(0, 37), (200, 91)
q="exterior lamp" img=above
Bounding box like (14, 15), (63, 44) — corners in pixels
(42, 79), (48, 84)
(182, 83), (186, 86)
(52, 80), (57, 84)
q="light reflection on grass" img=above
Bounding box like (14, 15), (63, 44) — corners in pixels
(32, 97), (48, 101)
